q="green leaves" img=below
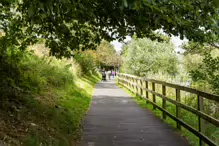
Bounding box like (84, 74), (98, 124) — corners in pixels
(1, 0), (219, 57)
(213, 0), (219, 8)
(74, 51), (96, 74)
(183, 41), (219, 94)
(123, 0), (128, 7)
(189, 52), (219, 94)
(95, 40), (121, 67)
(121, 37), (178, 77)
(28, 5), (35, 17)
(0, 0), (17, 6)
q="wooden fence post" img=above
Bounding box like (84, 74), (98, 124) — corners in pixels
(138, 79), (140, 95)
(135, 78), (138, 95)
(131, 77), (133, 92)
(140, 79), (143, 98)
(128, 76), (131, 90)
(152, 82), (156, 109)
(145, 81), (149, 103)
(198, 94), (205, 146)
(132, 77), (135, 93)
(162, 85), (166, 119)
(136, 79), (139, 94)
(176, 89), (181, 130)
(118, 74), (120, 85)
(126, 75), (128, 88)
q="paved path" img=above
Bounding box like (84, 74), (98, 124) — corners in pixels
(79, 79), (190, 146)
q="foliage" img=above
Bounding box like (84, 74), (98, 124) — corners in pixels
(121, 37), (178, 77)
(96, 41), (122, 68)
(181, 41), (218, 55)
(73, 40), (122, 74)
(0, 46), (100, 145)
(1, 0), (219, 57)
(189, 53), (219, 94)
(182, 54), (203, 73)
(0, 49), (73, 98)
(181, 41), (219, 94)
(148, 32), (171, 43)
(74, 51), (96, 75)
(74, 41), (122, 72)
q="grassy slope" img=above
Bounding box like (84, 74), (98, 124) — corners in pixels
(0, 49), (100, 146)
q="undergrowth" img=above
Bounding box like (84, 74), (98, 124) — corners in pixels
(0, 47), (100, 146)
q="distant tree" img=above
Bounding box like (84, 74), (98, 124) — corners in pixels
(96, 41), (122, 68)
(121, 37), (178, 77)
(81, 41), (122, 69)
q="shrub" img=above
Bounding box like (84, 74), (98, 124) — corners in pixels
(74, 52), (96, 75)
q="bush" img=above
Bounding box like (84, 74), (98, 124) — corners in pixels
(74, 52), (96, 75)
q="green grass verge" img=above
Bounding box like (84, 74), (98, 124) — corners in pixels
(22, 75), (100, 146)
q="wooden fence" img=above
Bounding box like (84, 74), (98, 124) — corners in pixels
(118, 73), (219, 146)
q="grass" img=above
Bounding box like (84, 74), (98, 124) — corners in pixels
(0, 48), (101, 146)
(22, 75), (100, 146)
(117, 82), (218, 146)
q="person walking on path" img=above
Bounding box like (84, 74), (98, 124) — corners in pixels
(101, 70), (106, 81)
(112, 70), (115, 78)
(107, 70), (111, 80)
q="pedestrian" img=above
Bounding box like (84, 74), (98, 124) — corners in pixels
(112, 70), (115, 78)
(101, 70), (106, 81)
(107, 70), (111, 80)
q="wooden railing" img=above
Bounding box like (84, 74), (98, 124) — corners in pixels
(118, 73), (219, 146)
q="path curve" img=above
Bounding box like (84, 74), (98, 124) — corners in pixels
(79, 79), (190, 146)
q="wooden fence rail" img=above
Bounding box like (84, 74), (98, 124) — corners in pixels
(118, 73), (219, 146)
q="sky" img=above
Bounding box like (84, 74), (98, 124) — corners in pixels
(110, 36), (188, 53)
(110, 36), (132, 52)
(170, 36), (188, 53)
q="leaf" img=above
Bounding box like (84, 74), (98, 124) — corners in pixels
(123, 0), (128, 7)
(154, 18), (159, 27)
(28, 5), (35, 17)
(213, 0), (219, 8)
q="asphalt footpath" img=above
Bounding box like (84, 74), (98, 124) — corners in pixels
(79, 79), (190, 146)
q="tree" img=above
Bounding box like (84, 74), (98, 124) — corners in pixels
(1, 0), (219, 57)
(181, 40), (219, 55)
(74, 51), (97, 75)
(121, 37), (178, 77)
(182, 42), (219, 94)
(96, 41), (122, 69)
(79, 41), (122, 69)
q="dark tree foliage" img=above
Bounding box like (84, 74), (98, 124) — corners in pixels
(1, 0), (219, 57)
(181, 39), (219, 94)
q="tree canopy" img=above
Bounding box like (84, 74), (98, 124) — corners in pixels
(1, 0), (219, 57)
